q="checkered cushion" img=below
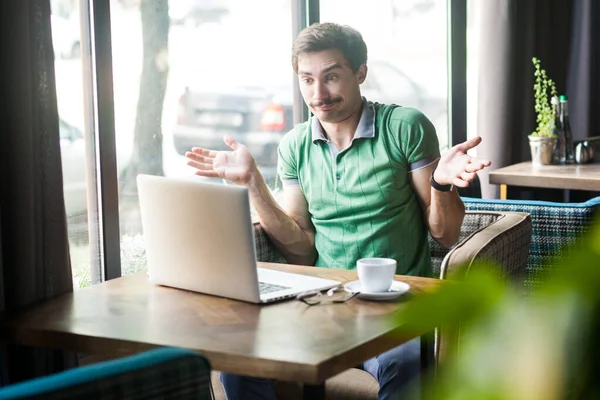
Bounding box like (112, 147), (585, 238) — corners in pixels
(463, 196), (600, 293)
(0, 348), (212, 400)
(253, 223), (287, 263)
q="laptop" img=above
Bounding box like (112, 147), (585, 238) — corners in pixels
(136, 174), (340, 303)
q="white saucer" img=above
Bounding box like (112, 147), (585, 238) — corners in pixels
(344, 280), (410, 301)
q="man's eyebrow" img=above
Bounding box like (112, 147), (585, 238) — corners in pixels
(298, 63), (343, 76)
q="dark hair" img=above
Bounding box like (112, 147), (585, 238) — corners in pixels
(291, 22), (368, 73)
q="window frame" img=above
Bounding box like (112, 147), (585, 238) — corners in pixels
(87, 0), (122, 281)
(449, 0), (467, 146)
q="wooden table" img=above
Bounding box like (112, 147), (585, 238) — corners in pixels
(489, 161), (600, 199)
(0, 263), (443, 399)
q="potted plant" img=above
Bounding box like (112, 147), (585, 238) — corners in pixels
(529, 57), (558, 165)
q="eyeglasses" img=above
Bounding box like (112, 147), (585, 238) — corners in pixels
(296, 286), (359, 306)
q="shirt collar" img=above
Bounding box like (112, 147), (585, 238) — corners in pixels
(311, 97), (376, 143)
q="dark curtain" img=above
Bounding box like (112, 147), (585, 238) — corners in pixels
(0, 0), (77, 385)
(567, 0), (600, 141)
(476, 0), (597, 198)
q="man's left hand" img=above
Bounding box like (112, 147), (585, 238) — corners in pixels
(434, 136), (491, 188)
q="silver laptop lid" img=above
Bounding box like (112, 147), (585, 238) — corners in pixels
(137, 174), (261, 303)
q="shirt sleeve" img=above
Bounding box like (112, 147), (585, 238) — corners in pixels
(277, 129), (300, 185)
(394, 107), (441, 171)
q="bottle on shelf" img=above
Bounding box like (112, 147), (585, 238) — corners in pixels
(551, 96), (565, 164)
(559, 95), (574, 164)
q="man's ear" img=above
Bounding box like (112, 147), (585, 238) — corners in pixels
(357, 64), (368, 84)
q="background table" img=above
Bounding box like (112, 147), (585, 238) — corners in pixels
(489, 161), (600, 199)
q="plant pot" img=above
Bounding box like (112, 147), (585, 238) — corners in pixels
(528, 135), (557, 165)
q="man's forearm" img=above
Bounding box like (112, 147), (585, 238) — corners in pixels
(246, 173), (317, 265)
(428, 188), (465, 248)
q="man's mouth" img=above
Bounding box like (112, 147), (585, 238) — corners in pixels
(316, 104), (335, 111)
(312, 98), (341, 111)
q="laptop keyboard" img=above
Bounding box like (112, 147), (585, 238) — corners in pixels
(259, 282), (290, 295)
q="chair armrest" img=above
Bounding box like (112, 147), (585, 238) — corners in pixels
(441, 211), (532, 283)
(436, 211), (532, 368)
(429, 212), (508, 277)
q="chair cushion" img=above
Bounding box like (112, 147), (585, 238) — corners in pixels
(253, 222), (287, 263)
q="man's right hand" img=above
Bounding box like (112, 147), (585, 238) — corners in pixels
(185, 136), (258, 186)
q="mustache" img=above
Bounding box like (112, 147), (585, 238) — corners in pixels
(310, 97), (342, 108)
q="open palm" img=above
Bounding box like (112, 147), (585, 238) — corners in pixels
(435, 136), (491, 188)
(185, 136), (257, 185)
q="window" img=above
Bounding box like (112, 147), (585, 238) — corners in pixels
(52, 0), (464, 285)
(109, 0), (294, 276)
(320, 0), (449, 150)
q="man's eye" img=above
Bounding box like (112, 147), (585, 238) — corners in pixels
(302, 78), (313, 84)
(326, 75), (337, 81)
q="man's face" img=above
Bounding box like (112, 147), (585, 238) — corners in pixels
(296, 49), (366, 123)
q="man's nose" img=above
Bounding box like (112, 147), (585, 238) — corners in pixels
(312, 81), (329, 101)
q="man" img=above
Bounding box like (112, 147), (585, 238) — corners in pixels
(186, 22), (490, 400)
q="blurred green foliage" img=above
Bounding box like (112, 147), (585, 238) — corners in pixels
(395, 216), (600, 399)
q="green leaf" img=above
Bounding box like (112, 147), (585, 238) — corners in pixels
(393, 265), (507, 338)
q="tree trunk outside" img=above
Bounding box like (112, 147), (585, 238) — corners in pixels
(121, 0), (169, 192)
(120, 0), (169, 234)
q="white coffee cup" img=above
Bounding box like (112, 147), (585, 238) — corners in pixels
(356, 258), (397, 293)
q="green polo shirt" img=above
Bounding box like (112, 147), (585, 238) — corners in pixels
(277, 100), (440, 277)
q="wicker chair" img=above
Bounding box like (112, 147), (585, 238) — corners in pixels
(210, 210), (532, 400)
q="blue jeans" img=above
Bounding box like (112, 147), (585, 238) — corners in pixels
(220, 337), (421, 400)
